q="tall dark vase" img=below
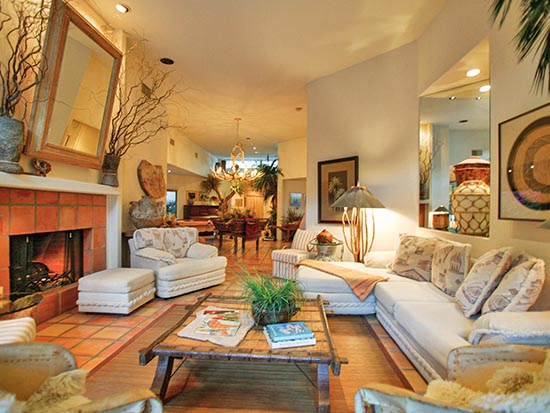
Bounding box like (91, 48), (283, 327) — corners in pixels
(0, 116), (24, 174)
(100, 153), (121, 187)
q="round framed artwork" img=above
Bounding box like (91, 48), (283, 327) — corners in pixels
(506, 116), (550, 211)
(499, 102), (550, 221)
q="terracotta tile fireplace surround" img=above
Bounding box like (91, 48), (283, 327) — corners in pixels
(0, 173), (121, 323)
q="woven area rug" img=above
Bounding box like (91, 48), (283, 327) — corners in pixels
(85, 304), (406, 413)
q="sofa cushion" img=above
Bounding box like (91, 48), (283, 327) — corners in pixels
(364, 251), (395, 268)
(291, 229), (319, 251)
(394, 301), (473, 370)
(272, 249), (315, 264)
(390, 234), (436, 281)
(162, 228), (195, 258)
(374, 281), (453, 317)
(135, 247), (176, 265)
(156, 256), (228, 281)
(134, 227), (198, 258)
(482, 259), (545, 314)
(455, 248), (514, 317)
(469, 311), (550, 345)
(431, 239), (471, 296)
(186, 242), (218, 259)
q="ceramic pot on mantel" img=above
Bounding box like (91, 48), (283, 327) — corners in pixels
(0, 116), (24, 174)
(100, 153), (121, 187)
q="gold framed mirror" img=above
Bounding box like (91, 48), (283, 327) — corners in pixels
(26, 0), (122, 169)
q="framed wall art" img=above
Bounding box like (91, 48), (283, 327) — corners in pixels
(499, 102), (550, 221)
(290, 192), (302, 208)
(318, 156), (358, 223)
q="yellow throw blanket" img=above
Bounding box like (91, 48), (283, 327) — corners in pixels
(298, 259), (388, 301)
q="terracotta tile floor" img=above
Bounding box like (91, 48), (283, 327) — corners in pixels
(35, 236), (427, 392)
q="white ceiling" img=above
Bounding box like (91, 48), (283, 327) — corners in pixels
(91, 0), (446, 161)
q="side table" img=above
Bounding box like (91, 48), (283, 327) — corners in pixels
(309, 239), (343, 262)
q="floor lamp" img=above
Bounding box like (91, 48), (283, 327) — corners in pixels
(330, 184), (385, 262)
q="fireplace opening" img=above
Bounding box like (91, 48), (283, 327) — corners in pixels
(9, 230), (84, 298)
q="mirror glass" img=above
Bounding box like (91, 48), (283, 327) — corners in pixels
(27, 0), (121, 169)
(418, 39), (490, 237)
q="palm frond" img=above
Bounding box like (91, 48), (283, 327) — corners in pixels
(490, 0), (550, 94)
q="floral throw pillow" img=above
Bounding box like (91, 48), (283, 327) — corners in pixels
(431, 239), (471, 296)
(390, 234), (436, 281)
(163, 228), (193, 258)
(482, 258), (546, 314)
(455, 247), (513, 317)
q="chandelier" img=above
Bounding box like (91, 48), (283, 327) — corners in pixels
(210, 118), (264, 182)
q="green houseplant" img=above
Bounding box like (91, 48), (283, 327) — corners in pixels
(251, 160), (284, 239)
(238, 268), (303, 326)
(490, 0), (550, 94)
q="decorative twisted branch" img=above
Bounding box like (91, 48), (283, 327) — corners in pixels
(106, 47), (180, 158)
(0, 0), (50, 118)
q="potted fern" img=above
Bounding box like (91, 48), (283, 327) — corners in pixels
(238, 268), (303, 326)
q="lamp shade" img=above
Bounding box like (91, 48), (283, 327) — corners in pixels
(330, 185), (385, 209)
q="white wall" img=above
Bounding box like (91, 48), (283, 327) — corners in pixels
(307, 41), (419, 258)
(166, 128), (218, 177)
(277, 138), (307, 229)
(307, 0), (550, 306)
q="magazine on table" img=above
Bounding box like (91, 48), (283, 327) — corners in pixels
(194, 309), (241, 337)
(177, 306), (254, 347)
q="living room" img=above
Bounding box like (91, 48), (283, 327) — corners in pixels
(0, 0), (549, 412)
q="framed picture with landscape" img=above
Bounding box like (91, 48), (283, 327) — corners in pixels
(318, 156), (358, 223)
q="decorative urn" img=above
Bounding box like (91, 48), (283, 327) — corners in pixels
(450, 180), (490, 236)
(453, 156), (490, 186)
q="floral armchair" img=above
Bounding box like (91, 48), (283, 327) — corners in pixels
(129, 227), (227, 298)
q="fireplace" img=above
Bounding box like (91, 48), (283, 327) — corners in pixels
(0, 180), (119, 323)
(9, 230), (84, 298)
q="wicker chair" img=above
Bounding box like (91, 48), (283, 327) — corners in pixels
(354, 344), (548, 413)
(0, 342), (163, 412)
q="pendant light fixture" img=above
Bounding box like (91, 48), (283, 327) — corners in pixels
(211, 118), (263, 182)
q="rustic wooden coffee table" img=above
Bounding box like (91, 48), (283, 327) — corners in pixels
(139, 293), (346, 412)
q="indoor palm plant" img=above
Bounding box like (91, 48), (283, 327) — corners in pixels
(0, 0), (49, 173)
(238, 268), (303, 326)
(490, 0), (550, 94)
(251, 160), (283, 238)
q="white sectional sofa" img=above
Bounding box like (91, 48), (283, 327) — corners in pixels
(295, 236), (550, 382)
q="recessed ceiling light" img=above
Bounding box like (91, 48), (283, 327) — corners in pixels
(160, 57), (174, 65)
(449, 96), (457, 100)
(479, 84), (491, 92)
(459, 119), (469, 123)
(475, 96), (482, 100)
(466, 68), (480, 77)
(168, 169), (172, 173)
(115, 3), (130, 13)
